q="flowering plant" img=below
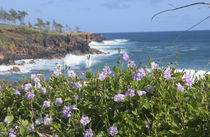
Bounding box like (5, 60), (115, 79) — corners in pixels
(0, 53), (209, 137)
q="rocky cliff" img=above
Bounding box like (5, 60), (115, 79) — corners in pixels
(0, 25), (105, 65)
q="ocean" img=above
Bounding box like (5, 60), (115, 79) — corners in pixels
(0, 30), (210, 81)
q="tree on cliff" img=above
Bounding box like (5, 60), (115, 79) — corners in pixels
(52, 20), (63, 32)
(35, 18), (45, 30)
(17, 10), (28, 25)
(28, 21), (33, 28)
(0, 8), (12, 24)
(45, 21), (50, 31)
(76, 27), (81, 33)
(9, 9), (18, 25)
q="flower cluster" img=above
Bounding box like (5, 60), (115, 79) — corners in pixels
(133, 68), (146, 81)
(35, 115), (52, 126)
(53, 67), (62, 77)
(25, 91), (35, 100)
(84, 129), (93, 137)
(125, 89), (135, 98)
(123, 52), (129, 61)
(62, 105), (76, 119)
(127, 60), (136, 68)
(67, 70), (76, 78)
(54, 98), (63, 106)
(24, 83), (32, 91)
(98, 65), (112, 81)
(185, 74), (192, 87)
(43, 101), (50, 109)
(163, 70), (171, 80)
(151, 62), (158, 69)
(109, 126), (118, 136)
(176, 83), (184, 92)
(80, 116), (90, 126)
(40, 87), (47, 95)
(114, 94), (125, 102)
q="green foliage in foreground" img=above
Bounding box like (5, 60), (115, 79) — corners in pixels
(0, 58), (209, 137)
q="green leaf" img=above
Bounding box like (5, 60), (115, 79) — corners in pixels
(20, 127), (26, 136)
(21, 119), (29, 127)
(6, 115), (14, 123)
(169, 129), (182, 135)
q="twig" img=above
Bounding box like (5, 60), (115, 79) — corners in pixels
(152, 2), (210, 21)
(174, 16), (210, 42)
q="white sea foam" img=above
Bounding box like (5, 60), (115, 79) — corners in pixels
(176, 69), (209, 81)
(89, 39), (128, 54)
(90, 39), (128, 46)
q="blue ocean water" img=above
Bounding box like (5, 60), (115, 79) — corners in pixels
(0, 30), (210, 81)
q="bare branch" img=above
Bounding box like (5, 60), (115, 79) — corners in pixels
(174, 16), (210, 42)
(152, 2), (210, 21)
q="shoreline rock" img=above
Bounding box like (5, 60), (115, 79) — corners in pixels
(0, 28), (106, 65)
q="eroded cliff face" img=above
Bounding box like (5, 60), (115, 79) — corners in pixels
(0, 29), (105, 64)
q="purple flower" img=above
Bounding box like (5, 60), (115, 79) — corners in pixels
(67, 70), (76, 78)
(30, 123), (35, 131)
(109, 126), (118, 136)
(25, 91), (35, 100)
(145, 85), (154, 93)
(137, 91), (147, 96)
(164, 70), (171, 80)
(62, 106), (72, 118)
(53, 68), (62, 77)
(24, 83), (32, 91)
(35, 117), (43, 125)
(123, 52), (129, 61)
(176, 83), (184, 92)
(98, 73), (106, 81)
(80, 116), (90, 126)
(54, 98), (63, 106)
(114, 94), (125, 102)
(15, 90), (21, 96)
(40, 87), (47, 95)
(31, 74), (40, 83)
(84, 129), (93, 137)
(185, 74), (192, 87)
(125, 89), (135, 98)
(43, 115), (52, 126)
(127, 60), (135, 68)
(31, 74), (36, 80)
(4, 117), (10, 124)
(151, 62), (158, 70)
(9, 133), (16, 137)
(75, 82), (82, 89)
(69, 82), (76, 88)
(102, 65), (112, 75)
(145, 68), (150, 73)
(73, 95), (79, 100)
(43, 101), (50, 109)
(134, 68), (146, 81)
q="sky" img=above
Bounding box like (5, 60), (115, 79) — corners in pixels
(0, 0), (209, 33)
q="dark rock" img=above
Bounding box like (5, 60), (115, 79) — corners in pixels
(8, 67), (21, 73)
(29, 60), (35, 64)
(0, 31), (105, 64)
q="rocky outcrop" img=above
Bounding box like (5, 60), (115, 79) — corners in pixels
(0, 29), (106, 65)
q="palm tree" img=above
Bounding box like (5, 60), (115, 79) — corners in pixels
(75, 27), (81, 33)
(9, 8), (18, 25)
(17, 10), (28, 25)
(45, 21), (50, 31)
(56, 24), (63, 32)
(35, 18), (45, 30)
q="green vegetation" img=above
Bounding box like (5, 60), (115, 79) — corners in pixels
(0, 55), (209, 136)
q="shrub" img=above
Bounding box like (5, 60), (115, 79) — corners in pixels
(0, 54), (209, 137)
